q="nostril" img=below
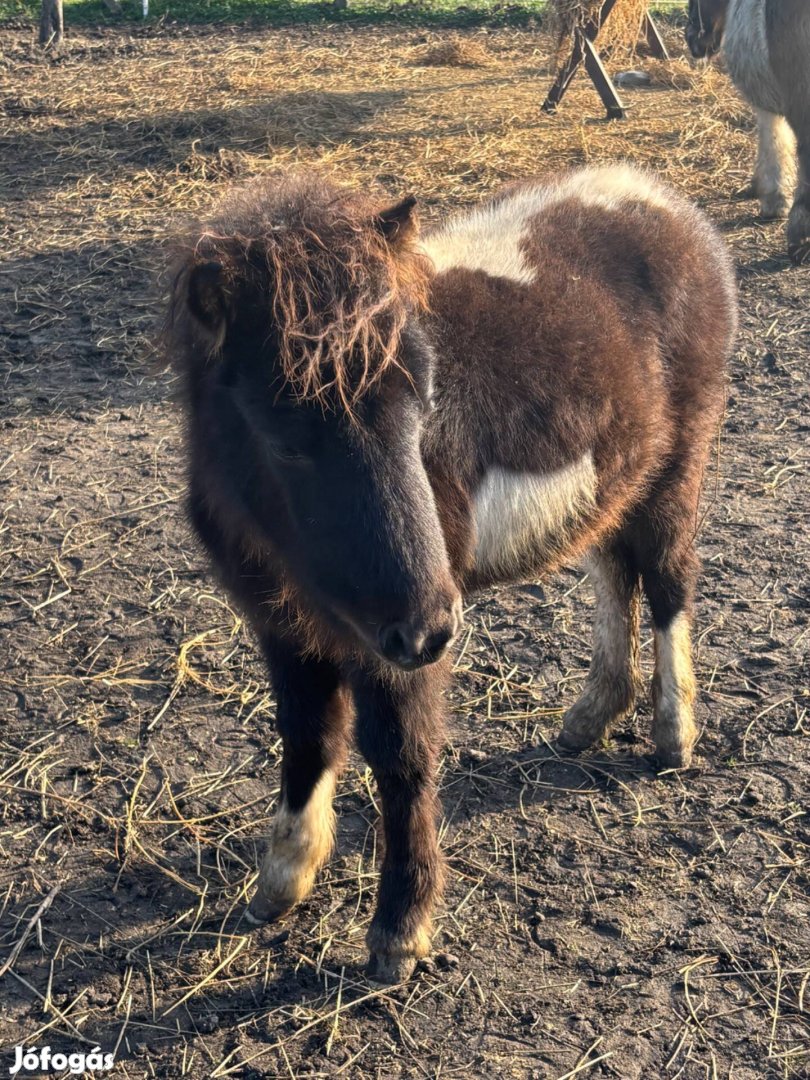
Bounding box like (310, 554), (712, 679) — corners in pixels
(422, 626), (453, 661)
(377, 604), (461, 669)
(378, 621), (415, 663)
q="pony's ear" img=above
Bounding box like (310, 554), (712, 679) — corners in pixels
(185, 261), (227, 336)
(376, 195), (418, 243)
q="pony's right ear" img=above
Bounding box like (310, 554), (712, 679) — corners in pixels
(185, 261), (227, 337)
(376, 196), (418, 244)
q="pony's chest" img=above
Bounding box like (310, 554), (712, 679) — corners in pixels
(725, 0), (784, 114)
(472, 455), (598, 579)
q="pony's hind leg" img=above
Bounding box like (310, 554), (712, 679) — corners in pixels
(650, 610), (697, 769)
(787, 124), (810, 264)
(246, 640), (351, 926)
(636, 530), (700, 770)
(774, 14), (810, 264)
(752, 110), (796, 220)
(557, 545), (641, 754)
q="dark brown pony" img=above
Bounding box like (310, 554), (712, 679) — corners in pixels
(162, 165), (737, 982)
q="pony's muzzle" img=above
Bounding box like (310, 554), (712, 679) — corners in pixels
(685, 26), (719, 60)
(377, 595), (462, 670)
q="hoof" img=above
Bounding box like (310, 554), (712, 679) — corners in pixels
(759, 200), (790, 221)
(367, 951), (418, 984)
(787, 205), (810, 264)
(244, 893), (292, 927)
(655, 746), (693, 771)
(736, 181), (758, 201)
(556, 728), (595, 755)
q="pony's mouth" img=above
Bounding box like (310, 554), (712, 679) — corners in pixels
(378, 626), (457, 671)
(336, 604), (461, 672)
(686, 28), (722, 59)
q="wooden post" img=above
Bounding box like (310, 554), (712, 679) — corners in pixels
(542, 0), (624, 119)
(581, 34), (625, 120)
(542, 1), (671, 120)
(39, 0), (63, 46)
(642, 11), (670, 60)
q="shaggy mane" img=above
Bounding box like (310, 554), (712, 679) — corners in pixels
(164, 175), (431, 412)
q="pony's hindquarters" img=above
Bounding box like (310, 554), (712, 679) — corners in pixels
(561, 381), (726, 768)
(549, 174), (737, 766)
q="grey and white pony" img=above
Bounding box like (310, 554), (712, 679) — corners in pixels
(686, 0), (810, 263)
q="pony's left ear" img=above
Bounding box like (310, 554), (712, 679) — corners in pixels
(186, 261), (227, 334)
(376, 195), (418, 243)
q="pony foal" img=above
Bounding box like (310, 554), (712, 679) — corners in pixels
(686, 0), (810, 263)
(162, 165), (737, 982)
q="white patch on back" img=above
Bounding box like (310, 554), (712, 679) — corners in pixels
(474, 453), (598, 576)
(538, 164), (675, 214)
(420, 188), (544, 285)
(420, 165), (678, 284)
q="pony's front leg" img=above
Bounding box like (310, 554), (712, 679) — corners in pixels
(352, 661), (448, 984)
(247, 639), (351, 926)
(752, 109), (796, 220)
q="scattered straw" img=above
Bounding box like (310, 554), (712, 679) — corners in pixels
(0, 15), (808, 1079)
(413, 35), (492, 68)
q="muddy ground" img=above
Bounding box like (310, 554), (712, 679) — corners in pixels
(0, 16), (808, 1080)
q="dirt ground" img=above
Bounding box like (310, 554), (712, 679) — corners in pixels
(1, 16), (808, 1080)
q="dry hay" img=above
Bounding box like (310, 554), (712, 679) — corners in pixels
(643, 55), (709, 90)
(413, 34), (492, 68)
(548, 0), (650, 58)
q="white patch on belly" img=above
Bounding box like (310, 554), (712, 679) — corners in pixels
(474, 453), (598, 577)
